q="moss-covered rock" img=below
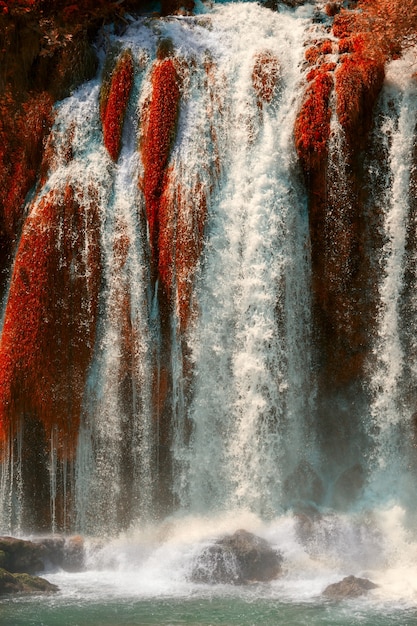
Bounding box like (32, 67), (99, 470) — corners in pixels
(0, 567), (58, 595)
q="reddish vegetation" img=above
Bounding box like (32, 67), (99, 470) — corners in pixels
(158, 171), (208, 331)
(294, 0), (417, 386)
(252, 51), (280, 106)
(296, 0), (417, 184)
(140, 57), (181, 279)
(0, 0), (34, 14)
(0, 185), (102, 457)
(0, 91), (55, 238)
(304, 40), (334, 65)
(335, 54), (384, 142)
(109, 220), (139, 394)
(101, 50), (134, 161)
(294, 70), (333, 173)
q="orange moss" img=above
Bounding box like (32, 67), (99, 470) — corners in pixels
(294, 70), (333, 172)
(101, 50), (134, 161)
(0, 185), (101, 457)
(305, 40), (334, 65)
(306, 62), (336, 82)
(175, 178), (207, 331)
(335, 53), (384, 140)
(157, 170), (208, 330)
(304, 45), (321, 65)
(334, 0), (417, 61)
(252, 51), (280, 106)
(324, 2), (341, 17)
(320, 40), (334, 55)
(0, 90), (54, 239)
(140, 57), (181, 273)
(332, 12), (356, 39)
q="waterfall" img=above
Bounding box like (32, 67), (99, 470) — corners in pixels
(78, 2), (316, 531)
(366, 52), (417, 510)
(1, 1), (417, 540)
(168, 3), (314, 517)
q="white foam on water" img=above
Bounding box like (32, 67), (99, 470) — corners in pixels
(35, 507), (417, 610)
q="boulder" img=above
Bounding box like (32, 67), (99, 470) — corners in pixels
(0, 535), (85, 574)
(190, 529), (283, 585)
(323, 575), (378, 599)
(0, 568), (58, 596)
(0, 537), (45, 574)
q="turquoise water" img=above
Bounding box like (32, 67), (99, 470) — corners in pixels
(4, 508), (417, 626)
(3, 595), (417, 626)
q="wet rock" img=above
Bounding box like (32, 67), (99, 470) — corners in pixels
(0, 535), (85, 574)
(294, 507), (322, 545)
(283, 461), (324, 508)
(190, 529), (283, 585)
(62, 535), (85, 572)
(0, 537), (45, 574)
(323, 575), (378, 599)
(0, 568), (58, 596)
(332, 464), (365, 509)
(33, 535), (85, 572)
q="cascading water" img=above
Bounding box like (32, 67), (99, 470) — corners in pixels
(0, 2), (319, 533)
(2, 2), (417, 620)
(169, 3), (314, 518)
(365, 52), (417, 511)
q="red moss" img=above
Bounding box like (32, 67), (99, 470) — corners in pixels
(101, 50), (134, 161)
(306, 62), (336, 82)
(294, 70), (334, 173)
(333, 12), (356, 39)
(0, 185), (102, 457)
(175, 179), (207, 330)
(335, 53), (385, 140)
(304, 45), (321, 65)
(304, 40), (334, 65)
(252, 51), (280, 106)
(157, 170), (207, 330)
(140, 57), (181, 272)
(338, 38), (353, 54)
(0, 90), (54, 239)
(320, 40), (334, 55)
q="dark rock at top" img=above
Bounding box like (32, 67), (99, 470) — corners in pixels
(323, 575), (378, 599)
(190, 529), (283, 585)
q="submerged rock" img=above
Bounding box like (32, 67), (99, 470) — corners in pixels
(323, 575), (378, 599)
(190, 529), (283, 585)
(0, 568), (58, 596)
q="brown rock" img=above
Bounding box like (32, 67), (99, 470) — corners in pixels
(190, 529), (283, 585)
(323, 575), (378, 599)
(0, 568), (58, 596)
(0, 537), (44, 574)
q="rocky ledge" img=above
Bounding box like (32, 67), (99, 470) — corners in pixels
(0, 535), (85, 596)
(0, 568), (58, 595)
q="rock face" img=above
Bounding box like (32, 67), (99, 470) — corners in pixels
(323, 575), (378, 599)
(0, 537), (45, 574)
(0, 536), (85, 574)
(0, 568), (58, 596)
(190, 529), (283, 585)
